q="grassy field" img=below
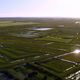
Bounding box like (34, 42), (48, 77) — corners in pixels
(62, 53), (80, 62)
(0, 18), (80, 80)
(0, 21), (39, 27)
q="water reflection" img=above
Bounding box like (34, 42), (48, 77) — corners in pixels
(32, 28), (52, 31)
(72, 49), (80, 54)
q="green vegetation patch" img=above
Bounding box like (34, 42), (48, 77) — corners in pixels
(41, 59), (73, 73)
(37, 36), (72, 43)
(0, 21), (39, 27)
(62, 53), (80, 62)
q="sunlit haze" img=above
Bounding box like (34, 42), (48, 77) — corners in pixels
(0, 0), (80, 18)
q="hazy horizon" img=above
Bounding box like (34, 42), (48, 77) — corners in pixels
(0, 0), (80, 18)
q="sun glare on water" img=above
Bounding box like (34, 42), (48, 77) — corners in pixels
(72, 49), (80, 54)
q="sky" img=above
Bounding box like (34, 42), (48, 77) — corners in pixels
(0, 0), (80, 18)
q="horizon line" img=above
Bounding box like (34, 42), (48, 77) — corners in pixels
(0, 16), (80, 19)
